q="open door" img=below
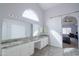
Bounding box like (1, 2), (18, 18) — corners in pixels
(62, 16), (78, 48)
(47, 17), (62, 48)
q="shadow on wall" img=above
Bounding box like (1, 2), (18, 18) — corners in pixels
(49, 30), (62, 47)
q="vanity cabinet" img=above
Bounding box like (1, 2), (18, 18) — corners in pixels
(35, 36), (48, 49)
(2, 42), (34, 56)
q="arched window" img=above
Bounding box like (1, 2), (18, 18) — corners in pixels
(22, 9), (39, 22)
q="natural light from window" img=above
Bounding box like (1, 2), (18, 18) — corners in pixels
(22, 9), (39, 22)
(63, 28), (71, 34)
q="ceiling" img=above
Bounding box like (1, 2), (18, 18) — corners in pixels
(39, 3), (62, 11)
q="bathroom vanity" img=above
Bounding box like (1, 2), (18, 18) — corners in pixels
(2, 38), (35, 56)
(1, 35), (48, 56)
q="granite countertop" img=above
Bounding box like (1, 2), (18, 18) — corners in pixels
(1, 35), (48, 49)
(1, 38), (32, 49)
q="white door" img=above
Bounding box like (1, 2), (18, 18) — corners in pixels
(47, 17), (62, 48)
(0, 19), (2, 55)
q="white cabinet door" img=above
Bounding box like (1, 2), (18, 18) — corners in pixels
(40, 37), (48, 49)
(35, 37), (48, 49)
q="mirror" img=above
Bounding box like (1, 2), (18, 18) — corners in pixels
(2, 19), (31, 41)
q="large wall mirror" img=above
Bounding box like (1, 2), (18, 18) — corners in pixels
(2, 19), (31, 41)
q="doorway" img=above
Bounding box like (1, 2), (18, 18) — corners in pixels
(62, 16), (78, 48)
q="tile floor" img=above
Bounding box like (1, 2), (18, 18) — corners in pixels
(33, 45), (79, 56)
(64, 48), (79, 56)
